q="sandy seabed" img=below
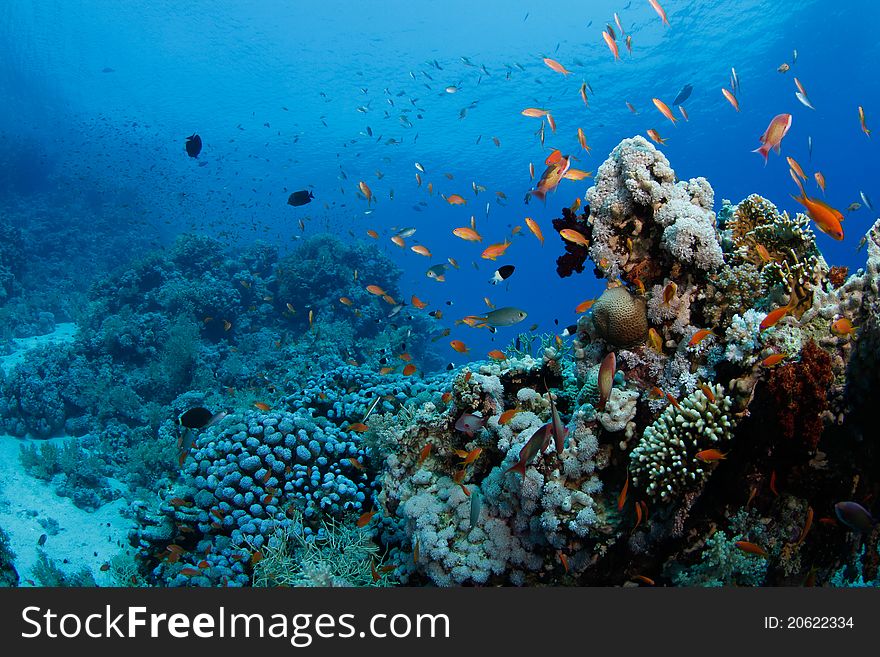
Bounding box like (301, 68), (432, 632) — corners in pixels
(0, 323), (135, 586)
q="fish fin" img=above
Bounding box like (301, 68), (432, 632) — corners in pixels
(529, 189), (546, 202)
(752, 144), (770, 165)
(505, 461), (527, 478)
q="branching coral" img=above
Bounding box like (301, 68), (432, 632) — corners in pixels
(629, 383), (735, 501)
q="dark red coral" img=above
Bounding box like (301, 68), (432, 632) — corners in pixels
(828, 266), (849, 288)
(766, 340), (833, 450)
(552, 206), (592, 278)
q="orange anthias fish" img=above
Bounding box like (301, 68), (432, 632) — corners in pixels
(460, 448), (483, 465)
(356, 510), (376, 527)
(391, 235), (406, 248)
(830, 317), (856, 337)
(366, 284), (386, 296)
(546, 114), (557, 132)
(791, 179), (844, 240)
(348, 422), (369, 433)
(814, 171), (826, 193)
(530, 156), (570, 201)
(579, 82), (589, 107)
(652, 98), (677, 124)
(453, 226), (482, 242)
(787, 156), (807, 180)
(450, 340), (469, 353)
(521, 107), (549, 118)
(253, 402), (271, 411)
(543, 57), (572, 76)
(358, 181), (373, 204)
(760, 305), (790, 331)
(754, 113), (793, 163)
(416, 443), (432, 467)
(695, 449), (727, 463)
(649, 0), (670, 25)
(761, 353), (788, 367)
(646, 129), (667, 145)
(488, 349), (507, 361)
(602, 30), (620, 60)
(577, 127), (591, 153)
(339, 296), (354, 306)
(575, 299), (595, 313)
(481, 240), (511, 260)
(525, 217), (544, 245)
(858, 106), (871, 137)
(734, 541), (768, 558)
(563, 169), (592, 180)
(597, 352), (616, 411)
(545, 149), (564, 166)
(446, 194), (467, 205)
(722, 88), (739, 112)
(559, 228), (589, 247)
(411, 245), (432, 257)
(411, 295), (428, 309)
(498, 408), (519, 425)
(647, 327), (663, 352)
(617, 475), (629, 511)
(402, 363), (417, 376)
(688, 329), (715, 347)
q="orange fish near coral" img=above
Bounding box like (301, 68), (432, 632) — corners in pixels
(446, 194), (467, 205)
(402, 363), (417, 376)
(754, 113), (793, 163)
(575, 299), (595, 313)
(559, 229), (589, 247)
(411, 245), (431, 257)
(488, 349), (507, 361)
(618, 475), (629, 511)
(597, 352), (616, 411)
(688, 329), (715, 347)
(253, 402), (271, 411)
(530, 156), (571, 201)
(791, 179), (844, 240)
(830, 317), (856, 337)
(450, 340), (469, 353)
(695, 449), (727, 463)
(577, 128), (591, 154)
(498, 408), (519, 425)
(787, 156), (807, 181)
(646, 129), (667, 145)
(348, 423), (369, 433)
(356, 510), (376, 527)
(760, 305), (790, 331)
(647, 328), (663, 352)
(521, 107), (549, 118)
(411, 295), (428, 309)
(416, 444), (431, 467)
(366, 285), (386, 296)
(761, 353), (788, 367)
(734, 541), (768, 557)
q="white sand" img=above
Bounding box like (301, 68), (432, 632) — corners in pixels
(0, 435), (135, 586)
(0, 322), (78, 375)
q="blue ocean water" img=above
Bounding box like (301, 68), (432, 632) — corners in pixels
(3, 0), (876, 356)
(1, 0), (880, 588)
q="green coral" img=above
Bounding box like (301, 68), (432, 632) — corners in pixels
(670, 529), (768, 587)
(629, 383), (735, 501)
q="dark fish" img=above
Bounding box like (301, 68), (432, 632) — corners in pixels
(489, 264), (515, 285)
(178, 407), (227, 430)
(185, 134), (202, 158)
(561, 324), (578, 337)
(446, 362), (456, 370)
(834, 501), (875, 532)
(101, 67), (115, 73)
(38, 534), (48, 547)
(287, 190), (314, 207)
(672, 84), (693, 106)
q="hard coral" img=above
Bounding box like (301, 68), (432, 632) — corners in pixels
(765, 340), (832, 450)
(590, 286), (648, 348)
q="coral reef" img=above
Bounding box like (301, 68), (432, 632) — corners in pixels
(589, 286), (648, 348)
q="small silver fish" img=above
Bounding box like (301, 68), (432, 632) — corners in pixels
(479, 307), (528, 327)
(795, 91), (815, 110)
(860, 191), (874, 210)
(808, 136), (813, 160)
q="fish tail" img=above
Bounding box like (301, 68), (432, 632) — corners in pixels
(505, 461), (527, 478)
(752, 144), (770, 164)
(529, 189), (547, 202)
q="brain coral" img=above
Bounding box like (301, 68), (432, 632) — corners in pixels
(591, 286), (648, 348)
(629, 383), (735, 501)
